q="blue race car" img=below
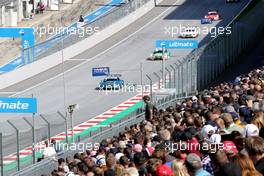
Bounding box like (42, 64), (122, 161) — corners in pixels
(201, 18), (213, 24)
(98, 75), (124, 90)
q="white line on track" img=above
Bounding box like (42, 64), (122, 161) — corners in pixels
(9, 0), (179, 97)
(67, 59), (89, 61)
(0, 92), (20, 94)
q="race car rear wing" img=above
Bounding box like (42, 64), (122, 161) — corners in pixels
(107, 74), (122, 77)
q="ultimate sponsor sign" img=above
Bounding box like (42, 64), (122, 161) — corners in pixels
(0, 97), (37, 113)
(156, 40), (198, 49)
(92, 67), (110, 76)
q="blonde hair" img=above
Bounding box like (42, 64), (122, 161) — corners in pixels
(251, 111), (264, 129)
(115, 164), (125, 176)
(172, 159), (190, 176)
(233, 153), (262, 176)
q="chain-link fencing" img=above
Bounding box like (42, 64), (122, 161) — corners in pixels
(1, 0), (264, 175)
(11, 93), (194, 176)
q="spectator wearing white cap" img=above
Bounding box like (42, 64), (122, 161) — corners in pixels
(201, 125), (215, 140)
(209, 134), (221, 144)
(244, 124), (259, 137)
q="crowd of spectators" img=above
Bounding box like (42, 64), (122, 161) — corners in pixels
(47, 66), (264, 176)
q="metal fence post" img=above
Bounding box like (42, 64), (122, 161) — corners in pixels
(174, 62), (180, 95)
(159, 70), (164, 88)
(186, 59), (190, 94)
(153, 72), (161, 89)
(39, 114), (51, 141)
(146, 74), (153, 100)
(0, 132), (3, 176)
(176, 60), (184, 96)
(170, 65), (176, 96)
(140, 62), (143, 99)
(57, 111), (68, 144)
(7, 120), (20, 171)
(165, 68), (171, 88)
(23, 118), (36, 164)
(190, 58), (194, 93)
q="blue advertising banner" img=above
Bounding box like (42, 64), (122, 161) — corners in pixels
(0, 97), (37, 113)
(156, 40), (198, 49)
(92, 67), (110, 76)
(0, 28), (35, 50)
(201, 18), (212, 24)
(0, 28), (35, 65)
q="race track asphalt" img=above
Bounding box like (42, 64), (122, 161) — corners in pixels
(0, 0), (250, 156)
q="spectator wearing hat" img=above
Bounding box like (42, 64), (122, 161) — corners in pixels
(156, 164), (173, 176)
(224, 105), (245, 128)
(50, 65), (264, 176)
(209, 134), (221, 144)
(201, 125), (215, 140)
(185, 153), (212, 176)
(222, 140), (238, 159)
(238, 96), (254, 123)
(133, 144), (143, 153)
(96, 148), (106, 167)
(243, 124), (260, 137)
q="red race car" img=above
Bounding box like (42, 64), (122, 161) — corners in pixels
(204, 11), (220, 21)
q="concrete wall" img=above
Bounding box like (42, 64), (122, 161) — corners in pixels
(1, 1), (19, 27)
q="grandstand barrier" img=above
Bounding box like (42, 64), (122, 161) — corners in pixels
(142, 0), (264, 95)
(1, 0), (264, 175)
(144, 0), (264, 102)
(11, 93), (194, 176)
(194, 0), (264, 90)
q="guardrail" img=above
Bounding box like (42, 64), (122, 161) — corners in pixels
(1, 0), (264, 175)
(145, 0), (264, 98)
(149, 0), (264, 96)
(195, 0), (264, 90)
(12, 93), (193, 176)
